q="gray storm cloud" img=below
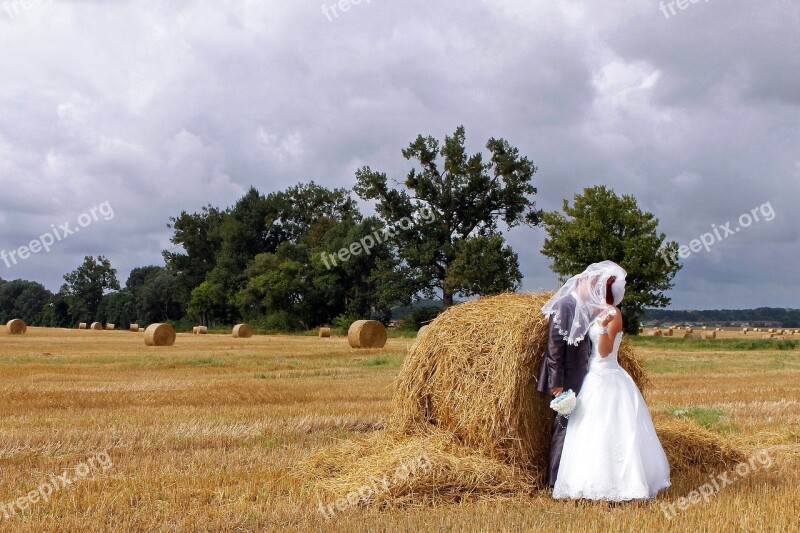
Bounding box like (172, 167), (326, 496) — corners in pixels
(0, 0), (797, 308)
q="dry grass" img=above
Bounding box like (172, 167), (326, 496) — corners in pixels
(0, 325), (798, 531)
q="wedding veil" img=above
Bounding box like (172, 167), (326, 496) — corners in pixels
(540, 260), (627, 345)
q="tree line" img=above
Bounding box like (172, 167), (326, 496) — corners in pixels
(644, 308), (800, 328)
(0, 127), (681, 333)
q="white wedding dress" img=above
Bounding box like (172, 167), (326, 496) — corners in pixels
(552, 321), (671, 500)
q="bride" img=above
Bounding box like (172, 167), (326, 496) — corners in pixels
(549, 261), (671, 501)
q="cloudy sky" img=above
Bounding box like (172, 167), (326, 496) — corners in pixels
(0, 0), (798, 309)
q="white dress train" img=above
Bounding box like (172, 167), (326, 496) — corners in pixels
(552, 321), (671, 500)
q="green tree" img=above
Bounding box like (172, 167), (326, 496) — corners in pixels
(60, 256), (120, 323)
(126, 266), (181, 324)
(354, 125), (541, 307)
(97, 291), (137, 327)
(166, 183), (361, 324)
(541, 186), (681, 333)
(187, 280), (228, 326)
(0, 279), (52, 325)
(164, 205), (226, 313)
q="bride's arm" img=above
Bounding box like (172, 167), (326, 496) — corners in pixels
(597, 307), (623, 358)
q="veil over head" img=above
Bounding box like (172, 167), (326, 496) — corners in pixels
(541, 260), (627, 345)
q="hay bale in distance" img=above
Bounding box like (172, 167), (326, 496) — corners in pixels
(106, 323), (115, 331)
(348, 320), (387, 349)
(144, 323), (176, 347)
(90, 322), (102, 331)
(684, 332), (702, 340)
(196, 326), (208, 335)
(664, 328), (674, 337)
(129, 324), (139, 332)
(650, 330), (663, 337)
(319, 327), (331, 338)
(686, 327), (693, 333)
(6, 319), (26, 335)
(705, 331), (717, 340)
(232, 324), (252, 338)
(78, 322), (87, 330)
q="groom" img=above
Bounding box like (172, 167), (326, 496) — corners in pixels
(536, 276), (616, 488)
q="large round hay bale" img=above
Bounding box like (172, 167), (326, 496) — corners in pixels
(319, 327), (331, 338)
(78, 322), (87, 330)
(129, 324), (139, 332)
(417, 325), (429, 337)
(664, 328), (674, 337)
(144, 323), (176, 347)
(196, 326), (208, 335)
(298, 292), (745, 504)
(106, 323), (115, 331)
(391, 293), (648, 482)
(232, 324), (252, 338)
(348, 320), (387, 348)
(6, 319), (26, 335)
(705, 331), (716, 339)
(90, 322), (102, 331)
(684, 332), (702, 340)
(650, 330), (663, 337)
(686, 327), (693, 333)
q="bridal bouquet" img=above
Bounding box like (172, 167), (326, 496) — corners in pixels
(550, 389), (577, 417)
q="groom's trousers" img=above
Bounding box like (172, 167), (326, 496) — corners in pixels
(536, 312), (592, 488)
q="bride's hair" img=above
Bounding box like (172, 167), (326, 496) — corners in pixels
(606, 277), (616, 305)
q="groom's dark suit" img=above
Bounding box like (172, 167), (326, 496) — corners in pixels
(536, 293), (592, 488)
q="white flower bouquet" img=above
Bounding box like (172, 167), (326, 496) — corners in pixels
(550, 389), (577, 417)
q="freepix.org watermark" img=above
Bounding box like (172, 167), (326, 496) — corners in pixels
(1, 201), (115, 269)
(317, 451), (432, 520)
(0, 450), (113, 521)
(320, 207), (436, 270)
(659, 0), (711, 20)
(662, 201), (775, 266)
(321, 0), (373, 22)
(660, 448), (772, 520)
(2, 0), (54, 20)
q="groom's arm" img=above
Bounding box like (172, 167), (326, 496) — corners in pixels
(544, 314), (568, 395)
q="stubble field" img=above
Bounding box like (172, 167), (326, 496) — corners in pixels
(1, 327), (799, 532)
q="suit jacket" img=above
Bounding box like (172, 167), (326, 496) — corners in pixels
(535, 296), (592, 396)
